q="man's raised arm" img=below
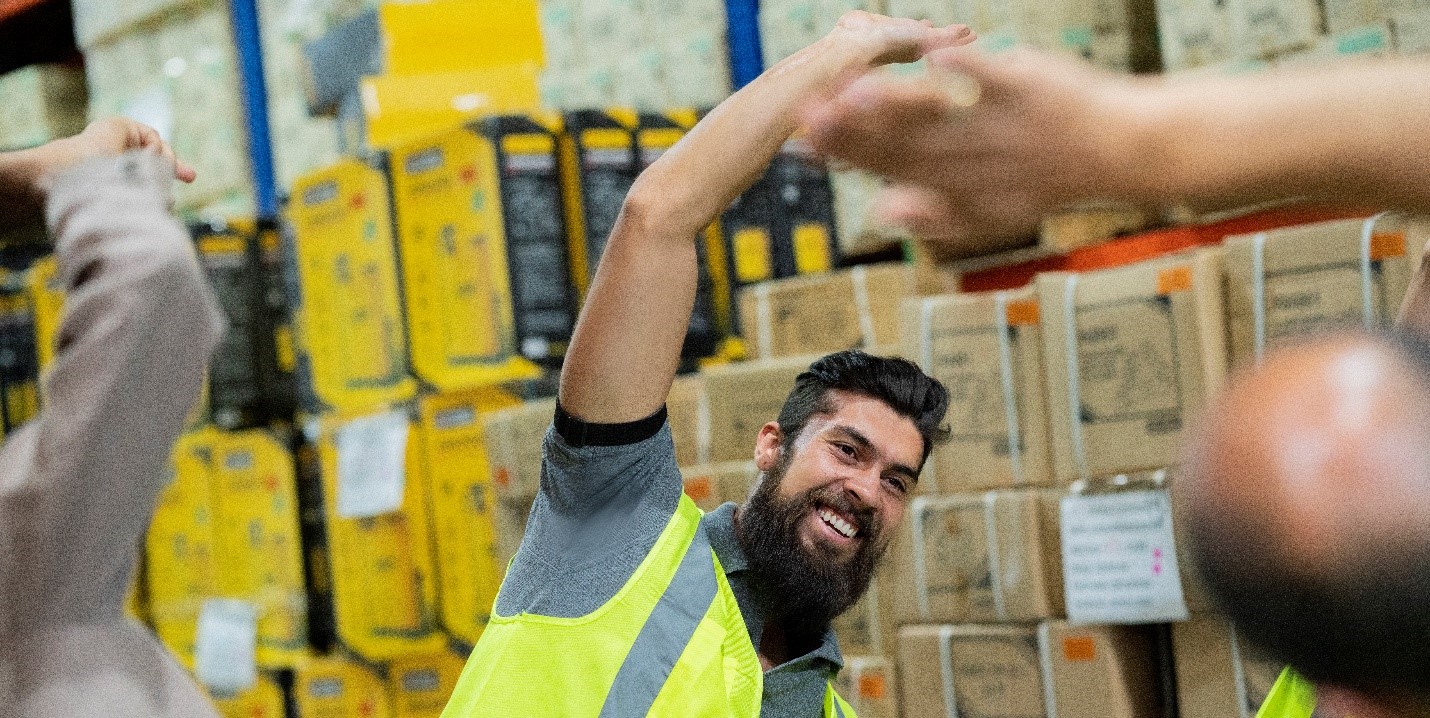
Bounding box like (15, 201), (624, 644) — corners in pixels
(557, 11), (973, 422)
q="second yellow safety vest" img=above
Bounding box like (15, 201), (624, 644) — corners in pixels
(442, 494), (858, 717)
(1256, 668), (1317, 718)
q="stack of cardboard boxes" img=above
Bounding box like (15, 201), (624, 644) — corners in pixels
(77, 0), (255, 218)
(0, 64), (87, 151)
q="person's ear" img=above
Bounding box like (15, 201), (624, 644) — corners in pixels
(755, 422), (784, 472)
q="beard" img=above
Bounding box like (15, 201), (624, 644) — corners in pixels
(735, 457), (886, 643)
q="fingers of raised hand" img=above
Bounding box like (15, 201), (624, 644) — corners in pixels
(805, 75), (968, 180)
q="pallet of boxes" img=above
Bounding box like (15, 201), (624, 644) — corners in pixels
(876, 214), (1425, 718)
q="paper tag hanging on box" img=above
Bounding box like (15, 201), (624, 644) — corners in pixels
(195, 598), (259, 694)
(336, 410), (410, 518)
(1060, 489), (1189, 624)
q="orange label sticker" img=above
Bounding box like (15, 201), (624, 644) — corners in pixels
(1372, 231), (1407, 261)
(685, 477), (713, 502)
(1157, 266), (1192, 295)
(859, 674), (887, 699)
(1063, 636), (1097, 662)
(1006, 300), (1041, 326)
(493, 467), (511, 488)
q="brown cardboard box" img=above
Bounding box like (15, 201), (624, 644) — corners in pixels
(899, 290), (1054, 494)
(1172, 616), (1309, 718)
(886, 489), (1064, 625)
(1393, 7), (1430, 52)
(668, 374), (709, 468)
(679, 461), (757, 512)
(702, 355), (817, 463)
(833, 578), (897, 658)
(1037, 249), (1227, 484)
(1223, 218), (1416, 369)
(1037, 621), (1166, 718)
(835, 656), (900, 718)
(484, 398), (556, 506)
(1230, 0), (1324, 58)
(897, 625), (1047, 718)
(739, 263), (957, 360)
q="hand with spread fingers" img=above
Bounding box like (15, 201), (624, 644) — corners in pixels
(807, 49), (1430, 261)
(805, 48), (1148, 259)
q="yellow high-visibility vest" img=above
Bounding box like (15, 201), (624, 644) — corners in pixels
(442, 494), (858, 717)
(1257, 668), (1318, 718)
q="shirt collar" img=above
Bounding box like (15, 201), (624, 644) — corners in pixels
(702, 502), (844, 671)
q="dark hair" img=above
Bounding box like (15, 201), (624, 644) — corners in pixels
(1191, 327), (1430, 699)
(775, 350), (950, 466)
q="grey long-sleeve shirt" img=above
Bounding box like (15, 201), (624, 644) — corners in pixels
(0, 154), (225, 717)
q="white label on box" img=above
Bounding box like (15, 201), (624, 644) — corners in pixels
(195, 598), (258, 694)
(1061, 489), (1189, 624)
(336, 411), (410, 518)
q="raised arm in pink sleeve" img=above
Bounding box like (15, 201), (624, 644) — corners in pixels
(0, 153), (225, 717)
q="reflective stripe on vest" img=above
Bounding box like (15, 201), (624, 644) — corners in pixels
(598, 521), (720, 717)
(1256, 668), (1317, 718)
(442, 494), (858, 717)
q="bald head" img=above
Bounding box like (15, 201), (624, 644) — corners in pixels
(1183, 330), (1430, 700)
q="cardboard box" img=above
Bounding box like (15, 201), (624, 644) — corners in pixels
(835, 656), (900, 718)
(0, 64), (87, 151)
(897, 625), (1047, 718)
(1037, 250), (1227, 483)
(739, 263), (954, 360)
(483, 398), (556, 506)
(286, 159), (418, 413)
(1037, 621), (1167, 718)
(294, 654), (394, 718)
(702, 355), (816, 463)
(832, 578), (896, 658)
(667, 374), (710, 468)
(1223, 218), (1416, 369)
(1156, 0), (1237, 71)
(388, 651), (468, 718)
(1172, 616), (1306, 718)
(1322, 0), (1391, 34)
(416, 388), (523, 646)
(1393, 6), (1430, 52)
(831, 169), (907, 260)
(886, 489), (1065, 625)
(899, 289), (1054, 494)
(1229, 0), (1324, 58)
(312, 411), (447, 661)
(680, 461), (758, 512)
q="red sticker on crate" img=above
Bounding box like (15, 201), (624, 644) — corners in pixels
(1063, 636), (1097, 662)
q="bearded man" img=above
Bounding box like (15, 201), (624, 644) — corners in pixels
(441, 12), (964, 718)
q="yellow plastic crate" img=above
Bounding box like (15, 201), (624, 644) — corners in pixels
(387, 127), (543, 391)
(361, 65), (543, 150)
(380, 0), (544, 75)
(209, 428), (310, 668)
(26, 256), (62, 372)
(311, 410), (446, 661)
(294, 654), (393, 718)
(146, 429), (222, 669)
(212, 672), (287, 718)
(414, 388), (521, 645)
(0, 274), (40, 438)
(388, 650), (469, 718)
(286, 160), (417, 413)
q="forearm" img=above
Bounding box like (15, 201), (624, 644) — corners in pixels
(1125, 60), (1430, 211)
(560, 34), (882, 422)
(629, 36), (880, 239)
(36, 154), (224, 516)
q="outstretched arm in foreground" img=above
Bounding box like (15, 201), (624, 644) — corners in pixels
(557, 11), (975, 423)
(804, 51), (1430, 259)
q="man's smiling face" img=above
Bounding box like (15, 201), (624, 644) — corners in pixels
(736, 389), (924, 636)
